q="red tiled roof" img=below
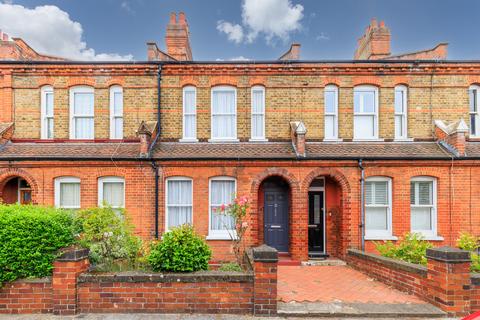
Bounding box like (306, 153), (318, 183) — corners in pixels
(152, 141), (451, 160)
(0, 142), (141, 160)
(465, 142), (480, 157)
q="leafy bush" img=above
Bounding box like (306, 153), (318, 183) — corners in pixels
(219, 262), (242, 272)
(148, 225), (211, 272)
(375, 233), (433, 265)
(0, 204), (76, 285)
(457, 232), (480, 272)
(74, 207), (143, 270)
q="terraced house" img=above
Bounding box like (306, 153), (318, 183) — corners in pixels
(0, 13), (480, 262)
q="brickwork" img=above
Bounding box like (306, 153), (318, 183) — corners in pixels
(0, 279), (52, 314)
(251, 245), (278, 316)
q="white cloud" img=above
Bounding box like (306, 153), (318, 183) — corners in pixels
(218, 0), (304, 45)
(0, 3), (133, 61)
(216, 20), (244, 44)
(230, 56), (250, 61)
(120, 1), (135, 15)
(316, 32), (330, 41)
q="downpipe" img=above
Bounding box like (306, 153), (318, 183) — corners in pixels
(358, 159), (365, 251)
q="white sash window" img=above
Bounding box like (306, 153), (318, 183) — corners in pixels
(98, 177), (125, 215)
(55, 177), (81, 209)
(324, 85), (338, 140)
(365, 177), (392, 239)
(41, 85), (54, 139)
(470, 85), (480, 137)
(182, 86), (197, 141)
(110, 86), (123, 139)
(394, 85), (408, 140)
(208, 177), (236, 239)
(354, 86), (378, 140)
(70, 86), (94, 139)
(211, 86), (237, 141)
(166, 178), (193, 230)
(411, 177), (437, 238)
(251, 86), (265, 140)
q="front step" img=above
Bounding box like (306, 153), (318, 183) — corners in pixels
(278, 254), (301, 266)
(278, 301), (447, 318)
(302, 259), (346, 266)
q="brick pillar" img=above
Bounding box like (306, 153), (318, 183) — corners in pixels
(52, 247), (89, 315)
(252, 245), (278, 316)
(426, 246), (471, 316)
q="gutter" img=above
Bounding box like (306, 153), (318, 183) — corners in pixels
(358, 159), (365, 251)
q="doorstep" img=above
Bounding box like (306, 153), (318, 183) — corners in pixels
(302, 259), (346, 266)
(278, 301), (447, 318)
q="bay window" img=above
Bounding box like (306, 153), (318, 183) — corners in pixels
(211, 86), (237, 141)
(55, 177), (80, 209)
(70, 86), (94, 139)
(165, 177), (193, 230)
(365, 177), (393, 239)
(182, 86), (197, 141)
(251, 86), (265, 140)
(110, 86), (123, 139)
(208, 177), (236, 239)
(354, 86), (378, 140)
(41, 85), (54, 139)
(324, 85), (339, 140)
(411, 177), (437, 238)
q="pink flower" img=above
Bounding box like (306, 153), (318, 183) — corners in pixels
(220, 204), (226, 211)
(242, 222), (248, 228)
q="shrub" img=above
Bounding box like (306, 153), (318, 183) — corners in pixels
(74, 207), (143, 270)
(375, 233), (433, 265)
(0, 204), (76, 285)
(456, 232), (480, 272)
(219, 262), (242, 272)
(148, 225), (211, 272)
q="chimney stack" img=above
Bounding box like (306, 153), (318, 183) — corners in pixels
(434, 119), (468, 156)
(278, 43), (301, 61)
(290, 121), (307, 157)
(165, 12), (192, 61)
(137, 121), (155, 157)
(354, 18), (391, 60)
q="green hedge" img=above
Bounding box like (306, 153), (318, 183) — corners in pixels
(0, 204), (76, 285)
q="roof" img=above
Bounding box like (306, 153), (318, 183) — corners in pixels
(0, 142), (142, 160)
(465, 142), (480, 157)
(152, 141), (451, 160)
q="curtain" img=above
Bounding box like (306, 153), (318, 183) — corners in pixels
(395, 90), (404, 113)
(75, 117), (94, 139)
(210, 180), (235, 230)
(60, 182), (80, 208)
(74, 92), (94, 139)
(167, 180), (192, 228)
(251, 89), (264, 138)
(366, 207), (388, 230)
(103, 182), (124, 207)
(45, 92), (54, 116)
(354, 91), (375, 113)
(412, 207), (432, 230)
(212, 90), (235, 139)
(74, 93), (94, 115)
(325, 91), (336, 113)
(114, 117), (123, 138)
(183, 90), (196, 139)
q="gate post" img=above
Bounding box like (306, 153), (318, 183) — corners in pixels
(252, 245), (278, 316)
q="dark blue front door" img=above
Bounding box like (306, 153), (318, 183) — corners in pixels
(264, 189), (289, 252)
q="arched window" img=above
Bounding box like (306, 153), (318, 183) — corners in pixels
(354, 85), (379, 140)
(40, 85), (54, 139)
(208, 176), (236, 239)
(394, 85), (408, 140)
(365, 176), (393, 239)
(324, 85), (338, 140)
(54, 177), (80, 209)
(410, 176), (438, 238)
(182, 86), (197, 141)
(470, 85), (480, 136)
(110, 86), (123, 139)
(211, 86), (237, 141)
(165, 177), (193, 230)
(70, 86), (94, 139)
(251, 86), (266, 140)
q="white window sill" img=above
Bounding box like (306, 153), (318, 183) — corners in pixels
(206, 234), (236, 240)
(353, 138), (384, 142)
(249, 138), (268, 142)
(411, 233), (444, 241)
(323, 138), (343, 142)
(179, 138), (199, 143)
(394, 138), (414, 142)
(364, 235), (398, 241)
(208, 139), (239, 143)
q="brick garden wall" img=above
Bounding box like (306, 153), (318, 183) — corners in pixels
(0, 278), (52, 314)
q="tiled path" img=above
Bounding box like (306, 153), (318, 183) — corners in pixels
(278, 265), (427, 304)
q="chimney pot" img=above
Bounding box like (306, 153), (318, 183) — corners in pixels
(354, 18), (391, 60)
(169, 12), (177, 24)
(178, 12), (186, 25)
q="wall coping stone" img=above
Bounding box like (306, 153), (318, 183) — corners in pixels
(78, 270), (253, 283)
(347, 249), (427, 276)
(56, 247), (89, 262)
(8, 277), (52, 284)
(252, 244), (278, 263)
(426, 246), (470, 263)
(471, 273), (480, 286)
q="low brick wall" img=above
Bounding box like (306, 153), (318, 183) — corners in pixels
(471, 274), (480, 313)
(77, 271), (253, 314)
(347, 249), (428, 298)
(0, 278), (52, 314)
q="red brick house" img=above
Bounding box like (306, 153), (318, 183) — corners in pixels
(1, 15), (480, 262)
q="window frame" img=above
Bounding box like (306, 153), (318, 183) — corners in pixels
(394, 85), (408, 140)
(40, 85), (54, 140)
(250, 85), (266, 141)
(210, 86), (238, 142)
(470, 85), (480, 137)
(54, 176), (81, 209)
(364, 176), (394, 240)
(181, 86), (198, 142)
(165, 177), (193, 232)
(410, 176), (438, 239)
(69, 85), (95, 140)
(98, 176), (125, 209)
(353, 85), (380, 141)
(109, 85), (123, 139)
(324, 85), (339, 141)
(207, 176), (237, 240)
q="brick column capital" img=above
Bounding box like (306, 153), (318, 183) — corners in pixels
(253, 245), (278, 263)
(426, 246), (470, 263)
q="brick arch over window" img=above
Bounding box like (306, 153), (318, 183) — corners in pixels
(302, 168), (354, 258)
(0, 168), (38, 204)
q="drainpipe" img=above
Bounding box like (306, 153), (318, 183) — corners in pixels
(358, 159), (365, 251)
(149, 65), (162, 239)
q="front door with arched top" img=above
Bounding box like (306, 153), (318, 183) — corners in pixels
(264, 181), (289, 252)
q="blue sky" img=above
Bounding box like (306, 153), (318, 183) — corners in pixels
(0, 0), (479, 61)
